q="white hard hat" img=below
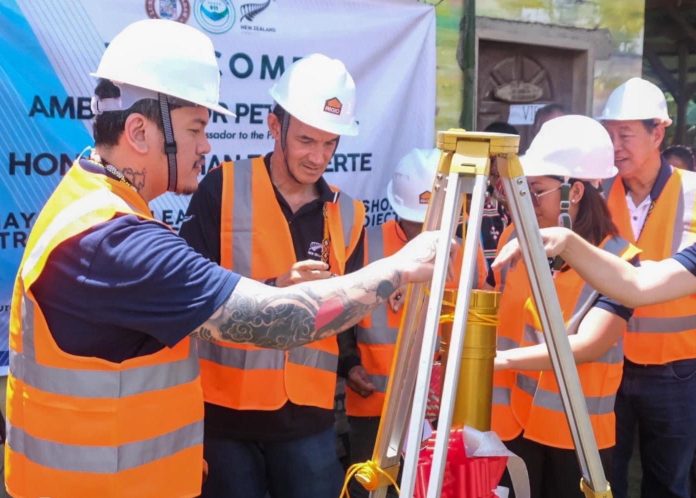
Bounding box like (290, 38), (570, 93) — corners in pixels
(269, 53), (358, 136)
(597, 77), (671, 126)
(91, 19), (232, 116)
(521, 115), (617, 180)
(386, 148), (440, 222)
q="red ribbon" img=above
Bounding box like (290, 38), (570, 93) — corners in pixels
(414, 429), (508, 498)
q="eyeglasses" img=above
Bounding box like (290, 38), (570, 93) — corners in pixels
(529, 185), (562, 207)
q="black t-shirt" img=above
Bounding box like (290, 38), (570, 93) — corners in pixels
(180, 155), (365, 441)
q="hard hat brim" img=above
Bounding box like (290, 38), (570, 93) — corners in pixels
(596, 114), (672, 127)
(90, 73), (235, 117)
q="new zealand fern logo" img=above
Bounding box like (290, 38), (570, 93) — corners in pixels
(194, 0), (235, 33)
(240, 0), (271, 22)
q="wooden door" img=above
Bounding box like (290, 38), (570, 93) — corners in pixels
(478, 40), (587, 151)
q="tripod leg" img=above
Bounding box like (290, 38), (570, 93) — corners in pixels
(400, 170), (465, 498)
(497, 155), (611, 496)
(425, 172), (488, 498)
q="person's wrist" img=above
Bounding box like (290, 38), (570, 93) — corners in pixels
(385, 255), (409, 287)
(274, 273), (292, 288)
(561, 229), (578, 259)
(494, 351), (509, 371)
(338, 356), (361, 378)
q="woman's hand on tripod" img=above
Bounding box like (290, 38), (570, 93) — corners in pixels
(492, 227), (573, 270)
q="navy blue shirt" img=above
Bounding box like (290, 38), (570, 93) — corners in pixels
(673, 244), (696, 276)
(32, 213), (240, 363)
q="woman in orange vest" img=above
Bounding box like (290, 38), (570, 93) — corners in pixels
(493, 116), (640, 498)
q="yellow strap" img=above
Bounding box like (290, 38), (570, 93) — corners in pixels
(339, 460), (401, 497)
(440, 309), (499, 326)
(424, 289), (498, 325)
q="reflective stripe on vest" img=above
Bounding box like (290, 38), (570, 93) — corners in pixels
(200, 158), (363, 411)
(515, 373), (539, 397)
(356, 224), (399, 346)
(606, 167), (696, 363)
(196, 341), (284, 370)
(492, 386), (511, 405)
(288, 347), (340, 372)
(369, 374), (389, 393)
(629, 315), (696, 333)
(516, 385), (615, 416)
(346, 221), (403, 417)
(338, 190), (357, 250)
(15, 298), (200, 399)
(514, 235), (638, 449)
(8, 419), (203, 474)
(231, 158), (253, 275)
(7, 161), (203, 498)
(497, 336), (519, 350)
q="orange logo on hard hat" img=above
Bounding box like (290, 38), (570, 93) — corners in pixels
(419, 191), (431, 204)
(324, 97), (342, 115)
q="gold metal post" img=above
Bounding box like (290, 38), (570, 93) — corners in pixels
(440, 289), (500, 431)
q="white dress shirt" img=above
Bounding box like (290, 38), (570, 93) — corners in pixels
(626, 192), (652, 240)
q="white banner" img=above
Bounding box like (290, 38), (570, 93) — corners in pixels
(0, 0), (436, 372)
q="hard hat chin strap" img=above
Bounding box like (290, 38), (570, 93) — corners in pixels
(278, 112), (302, 185)
(280, 111), (290, 152)
(558, 178), (572, 231)
(158, 93), (178, 192)
(553, 177), (573, 271)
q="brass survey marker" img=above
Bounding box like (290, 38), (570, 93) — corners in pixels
(354, 130), (613, 498)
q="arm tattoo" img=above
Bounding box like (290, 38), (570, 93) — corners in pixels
(192, 269), (402, 350)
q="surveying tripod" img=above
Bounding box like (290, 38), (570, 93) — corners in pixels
(354, 130), (612, 498)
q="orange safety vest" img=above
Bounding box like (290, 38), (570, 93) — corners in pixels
(345, 220), (486, 417)
(197, 157), (365, 411)
(512, 236), (640, 449)
(490, 225), (530, 441)
(6, 161), (204, 498)
(605, 167), (696, 364)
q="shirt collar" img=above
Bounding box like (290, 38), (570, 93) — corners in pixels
(648, 158), (673, 203)
(621, 158), (672, 203)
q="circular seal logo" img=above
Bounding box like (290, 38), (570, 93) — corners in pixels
(194, 0), (235, 34)
(145, 0), (191, 22)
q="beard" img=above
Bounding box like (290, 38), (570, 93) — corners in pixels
(172, 156), (205, 196)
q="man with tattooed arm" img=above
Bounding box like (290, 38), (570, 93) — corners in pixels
(179, 53), (371, 497)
